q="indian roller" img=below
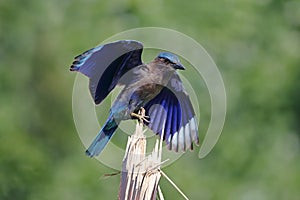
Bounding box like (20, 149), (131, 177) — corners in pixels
(70, 40), (199, 157)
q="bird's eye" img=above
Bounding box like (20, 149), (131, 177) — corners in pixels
(164, 58), (172, 64)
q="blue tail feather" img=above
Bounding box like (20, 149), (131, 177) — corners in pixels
(85, 117), (118, 157)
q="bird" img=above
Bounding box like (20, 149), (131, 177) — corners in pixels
(70, 40), (199, 157)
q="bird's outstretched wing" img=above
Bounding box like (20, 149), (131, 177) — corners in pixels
(70, 40), (143, 104)
(144, 73), (199, 152)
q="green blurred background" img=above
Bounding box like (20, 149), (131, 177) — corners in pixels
(1, 0), (300, 199)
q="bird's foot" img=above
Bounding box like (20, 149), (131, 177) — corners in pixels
(131, 108), (149, 123)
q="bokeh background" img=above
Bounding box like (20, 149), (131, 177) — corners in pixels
(1, 0), (300, 199)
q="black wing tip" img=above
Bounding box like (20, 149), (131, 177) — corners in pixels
(70, 65), (79, 71)
(70, 56), (84, 71)
(85, 149), (94, 157)
(70, 46), (97, 71)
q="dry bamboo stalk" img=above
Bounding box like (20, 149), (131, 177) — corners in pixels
(118, 108), (163, 200)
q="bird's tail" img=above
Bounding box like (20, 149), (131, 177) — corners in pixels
(85, 116), (118, 157)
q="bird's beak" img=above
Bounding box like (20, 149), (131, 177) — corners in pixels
(175, 63), (185, 70)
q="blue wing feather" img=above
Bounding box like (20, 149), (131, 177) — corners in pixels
(171, 100), (178, 143)
(70, 40), (143, 104)
(144, 73), (199, 151)
(165, 97), (173, 142)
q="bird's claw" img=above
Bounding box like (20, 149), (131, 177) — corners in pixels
(130, 112), (150, 123)
(131, 108), (150, 123)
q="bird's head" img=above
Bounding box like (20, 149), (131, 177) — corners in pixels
(156, 52), (185, 70)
